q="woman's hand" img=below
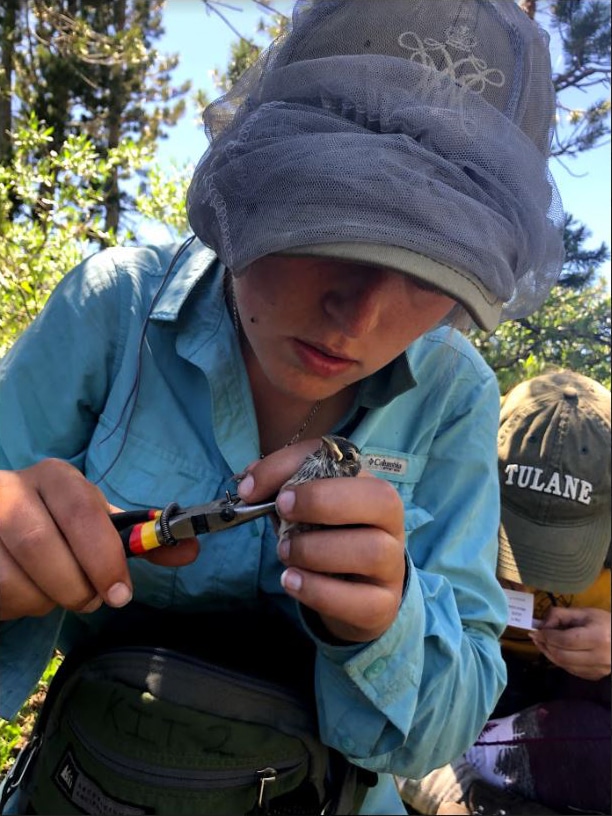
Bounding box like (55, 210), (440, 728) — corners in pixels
(237, 440), (406, 643)
(0, 459), (199, 621)
(529, 606), (611, 680)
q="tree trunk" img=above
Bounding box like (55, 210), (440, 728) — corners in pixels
(0, 0), (18, 167)
(103, 0), (127, 240)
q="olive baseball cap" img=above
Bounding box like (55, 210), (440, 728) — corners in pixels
(497, 370), (611, 593)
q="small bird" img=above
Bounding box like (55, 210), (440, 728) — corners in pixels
(278, 435), (362, 540)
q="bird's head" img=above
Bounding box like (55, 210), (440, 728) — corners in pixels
(320, 435), (362, 478)
(285, 435), (362, 486)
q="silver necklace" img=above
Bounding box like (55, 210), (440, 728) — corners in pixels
(227, 276), (322, 447)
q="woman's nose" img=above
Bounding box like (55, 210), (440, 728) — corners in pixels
(322, 269), (386, 337)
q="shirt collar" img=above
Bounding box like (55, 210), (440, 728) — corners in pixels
(356, 353), (416, 408)
(150, 239), (218, 322)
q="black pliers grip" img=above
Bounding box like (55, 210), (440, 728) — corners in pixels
(110, 492), (277, 557)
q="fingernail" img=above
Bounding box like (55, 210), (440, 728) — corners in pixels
(281, 569), (302, 592)
(276, 490), (296, 515)
(277, 537), (290, 561)
(237, 473), (254, 499)
(106, 582), (132, 608)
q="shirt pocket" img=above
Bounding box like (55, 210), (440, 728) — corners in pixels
(84, 413), (227, 511)
(83, 416), (257, 609)
(360, 446), (434, 534)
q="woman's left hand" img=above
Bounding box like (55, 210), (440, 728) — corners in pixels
(529, 606), (611, 680)
(237, 440), (406, 643)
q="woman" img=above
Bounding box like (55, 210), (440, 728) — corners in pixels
(0, 1), (564, 813)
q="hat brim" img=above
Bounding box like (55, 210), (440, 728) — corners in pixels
(278, 242), (503, 331)
(497, 502), (611, 594)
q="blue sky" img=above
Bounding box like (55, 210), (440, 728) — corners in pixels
(154, 0), (610, 286)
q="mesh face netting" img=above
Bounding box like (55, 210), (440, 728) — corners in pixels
(187, 0), (565, 330)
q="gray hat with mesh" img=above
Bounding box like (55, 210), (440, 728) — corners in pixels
(187, 0), (565, 330)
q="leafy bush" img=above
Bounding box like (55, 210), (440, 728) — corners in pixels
(0, 653), (63, 775)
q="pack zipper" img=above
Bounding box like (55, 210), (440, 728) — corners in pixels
(66, 712), (307, 791)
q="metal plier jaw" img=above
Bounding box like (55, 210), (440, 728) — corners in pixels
(110, 492), (277, 557)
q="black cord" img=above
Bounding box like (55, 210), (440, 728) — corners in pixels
(94, 234), (197, 485)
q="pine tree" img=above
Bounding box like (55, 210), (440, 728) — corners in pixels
(475, 1), (611, 389)
(0, 0), (190, 238)
(522, 0), (611, 158)
(0, 0), (192, 351)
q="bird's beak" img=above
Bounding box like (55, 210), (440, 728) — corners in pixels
(321, 435), (343, 462)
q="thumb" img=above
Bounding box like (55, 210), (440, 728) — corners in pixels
(540, 606), (585, 630)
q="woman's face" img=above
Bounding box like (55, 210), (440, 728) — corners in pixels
(233, 255), (456, 402)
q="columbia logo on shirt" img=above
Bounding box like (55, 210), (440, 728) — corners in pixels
(366, 455), (407, 475)
(503, 464), (593, 505)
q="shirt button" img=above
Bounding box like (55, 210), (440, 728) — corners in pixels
(364, 657), (387, 681)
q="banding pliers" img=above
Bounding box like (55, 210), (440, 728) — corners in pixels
(110, 492), (277, 558)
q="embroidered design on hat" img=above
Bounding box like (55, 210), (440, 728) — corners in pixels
(397, 30), (506, 95)
(443, 24), (477, 53)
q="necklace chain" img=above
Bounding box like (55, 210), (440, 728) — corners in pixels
(227, 275), (322, 448)
(285, 398), (322, 446)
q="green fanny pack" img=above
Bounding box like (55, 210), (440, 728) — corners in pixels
(2, 612), (375, 815)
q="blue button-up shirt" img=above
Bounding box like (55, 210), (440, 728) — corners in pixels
(0, 240), (507, 814)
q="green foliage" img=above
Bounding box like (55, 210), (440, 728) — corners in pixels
(473, 279), (611, 394)
(473, 214), (611, 393)
(210, 1), (289, 92)
(0, 111), (192, 353)
(559, 213), (609, 288)
(213, 37), (262, 93)
(0, 114), (150, 354)
(1, 0), (191, 234)
(133, 162), (190, 236)
(553, 0), (611, 68)
(0, 653), (63, 775)
(546, 0), (611, 157)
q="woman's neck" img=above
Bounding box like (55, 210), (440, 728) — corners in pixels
(241, 342), (356, 456)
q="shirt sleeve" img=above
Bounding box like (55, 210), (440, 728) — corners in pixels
(307, 354), (508, 778)
(0, 242), (211, 720)
(0, 251), (127, 471)
(0, 251), (129, 719)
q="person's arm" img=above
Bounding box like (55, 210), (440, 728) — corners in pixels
(530, 607), (611, 681)
(0, 247), (197, 719)
(331, 360), (507, 777)
(0, 252), (121, 717)
(240, 354), (508, 778)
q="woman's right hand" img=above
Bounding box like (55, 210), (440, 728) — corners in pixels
(0, 459), (198, 621)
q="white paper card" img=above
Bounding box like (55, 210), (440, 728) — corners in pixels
(503, 588), (535, 630)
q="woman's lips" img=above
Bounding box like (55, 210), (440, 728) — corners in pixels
(292, 338), (356, 378)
